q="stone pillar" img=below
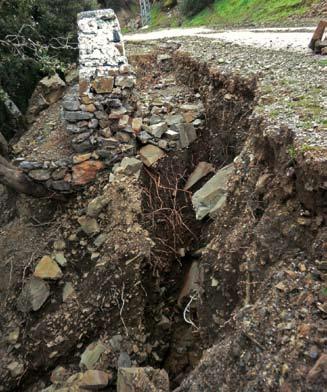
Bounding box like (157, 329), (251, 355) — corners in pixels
(63, 9), (137, 157)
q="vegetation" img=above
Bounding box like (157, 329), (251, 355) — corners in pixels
(184, 0), (316, 26)
(180, 0), (214, 17)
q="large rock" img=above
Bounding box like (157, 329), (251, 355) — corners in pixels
(80, 341), (107, 370)
(175, 124), (197, 148)
(87, 196), (109, 217)
(80, 370), (112, 390)
(17, 277), (50, 312)
(72, 160), (104, 186)
(139, 145), (165, 167)
(192, 163), (234, 220)
(117, 367), (169, 392)
(33, 256), (63, 280)
(39, 74), (66, 104)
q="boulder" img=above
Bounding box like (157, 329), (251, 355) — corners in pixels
(192, 163), (234, 220)
(117, 367), (169, 392)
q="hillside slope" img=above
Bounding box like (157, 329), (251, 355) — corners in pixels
(149, 0), (325, 28)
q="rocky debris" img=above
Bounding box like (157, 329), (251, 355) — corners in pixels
(26, 74), (66, 123)
(177, 261), (203, 306)
(80, 370), (112, 390)
(184, 162), (215, 191)
(139, 145), (165, 167)
(80, 341), (108, 370)
(17, 277), (50, 312)
(87, 195), (109, 217)
(33, 256), (63, 280)
(78, 216), (100, 236)
(72, 160), (105, 186)
(192, 163), (234, 220)
(116, 157), (143, 176)
(62, 282), (75, 302)
(117, 367), (169, 392)
(307, 354), (327, 383)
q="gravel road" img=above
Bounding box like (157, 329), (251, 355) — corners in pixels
(125, 26), (318, 53)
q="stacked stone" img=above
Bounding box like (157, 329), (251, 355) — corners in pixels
(17, 10), (138, 194)
(64, 9), (137, 157)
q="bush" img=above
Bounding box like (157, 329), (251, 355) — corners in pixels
(180, 0), (214, 17)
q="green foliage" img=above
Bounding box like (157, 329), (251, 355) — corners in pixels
(287, 146), (297, 160)
(0, 0), (98, 115)
(180, 0), (214, 17)
(185, 0), (313, 26)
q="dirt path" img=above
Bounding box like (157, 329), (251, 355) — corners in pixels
(125, 26), (317, 53)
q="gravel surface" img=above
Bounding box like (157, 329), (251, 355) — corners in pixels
(125, 26), (318, 53)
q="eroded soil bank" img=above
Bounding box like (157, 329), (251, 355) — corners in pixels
(0, 38), (326, 392)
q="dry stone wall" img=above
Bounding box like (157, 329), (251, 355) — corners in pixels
(19, 9), (139, 194)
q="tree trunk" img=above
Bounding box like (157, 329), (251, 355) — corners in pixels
(0, 156), (48, 197)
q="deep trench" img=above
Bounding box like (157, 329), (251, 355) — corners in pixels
(130, 50), (257, 387)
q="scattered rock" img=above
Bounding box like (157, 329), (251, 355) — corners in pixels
(139, 145), (165, 167)
(184, 162), (215, 190)
(118, 352), (132, 368)
(118, 157), (142, 175)
(80, 341), (107, 370)
(17, 277), (50, 312)
(33, 256), (63, 280)
(87, 196), (109, 217)
(117, 367), (169, 392)
(175, 123), (197, 148)
(192, 163), (234, 220)
(7, 361), (24, 378)
(80, 370), (112, 390)
(63, 282), (75, 302)
(306, 353), (327, 383)
(148, 122), (168, 138)
(78, 216), (100, 236)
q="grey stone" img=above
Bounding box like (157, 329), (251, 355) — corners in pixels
(176, 123), (197, 148)
(137, 130), (153, 144)
(184, 162), (215, 191)
(139, 145), (165, 167)
(28, 169), (51, 181)
(118, 352), (131, 368)
(64, 111), (93, 122)
(119, 157), (142, 175)
(54, 252), (67, 267)
(109, 335), (123, 352)
(165, 129), (179, 141)
(17, 277), (50, 312)
(80, 341), (107, 370)
(87, 196), (109, 217)
(192, 163), (234, 220)
(50, 180), (71, 192)
(63, 99), (80, 111)
(94, 234), (107, 247)
(166, 114), (184, 126)
(149, 114), (162, 125)
(148, 122), (167, 138)
(88, 118), (99, 129)
(19, 161), (43, 170)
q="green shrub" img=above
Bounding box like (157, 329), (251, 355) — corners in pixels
(180, 0), (214, 17)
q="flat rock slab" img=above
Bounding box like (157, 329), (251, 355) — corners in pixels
(139, 145), (165, 167)
(192, 163), (234, 220)
(33, 256), (63, 280)
(17, 277), (50, 312)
